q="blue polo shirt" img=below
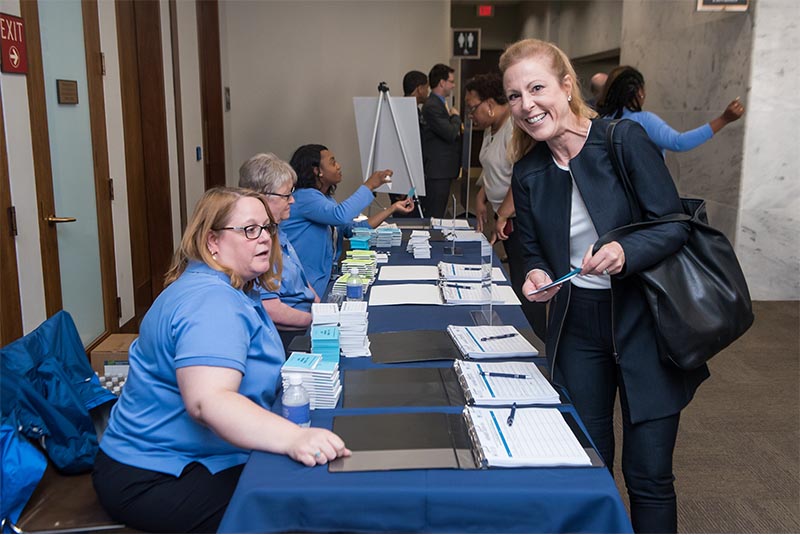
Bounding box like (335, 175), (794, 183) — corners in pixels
(281, 186), (373, 297)
(260, 228), (315, 312)
(99, 261), (284, 476)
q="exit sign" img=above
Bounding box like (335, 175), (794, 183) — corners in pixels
(0, 12), (28, 74)
(477, 5), (494, 17)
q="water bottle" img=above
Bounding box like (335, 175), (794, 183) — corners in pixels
(281, 374), (310, 427)
(346, 267), (363, 301)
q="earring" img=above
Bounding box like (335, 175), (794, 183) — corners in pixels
(488, 107), (495, 118)
(567, 95), (572, 102)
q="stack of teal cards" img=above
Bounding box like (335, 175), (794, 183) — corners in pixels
(281, 352), (341, 409)
(311, 325), (340, 363)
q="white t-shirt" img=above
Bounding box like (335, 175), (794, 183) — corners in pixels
(479, 116), (514, 212)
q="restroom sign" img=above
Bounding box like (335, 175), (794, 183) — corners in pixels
(0, 13), (27, 74)
(452, 29), (480, 59)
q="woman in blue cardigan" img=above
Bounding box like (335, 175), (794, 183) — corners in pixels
(598, 65), (744, 154)
(502, 39), (709, 534)
(283, 144), (414, 297)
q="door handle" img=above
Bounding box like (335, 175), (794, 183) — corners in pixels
(45, 215), (77, 223)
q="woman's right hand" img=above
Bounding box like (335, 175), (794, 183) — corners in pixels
(522, 270), (560, 303)
(286, 427), (351, 467)
(475, 191), (488, 232)
(365, 169), (394, 191)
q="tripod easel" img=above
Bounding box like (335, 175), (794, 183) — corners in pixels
(363, 82), (424, 218)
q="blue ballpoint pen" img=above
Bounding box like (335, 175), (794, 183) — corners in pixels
(480, 333), (518, 342)
(480, 371), (531, 380)
(507, 403), (517, 426)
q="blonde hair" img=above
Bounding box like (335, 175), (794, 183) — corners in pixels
(499, 38), (597, 162)
(164, 187), (282, 292)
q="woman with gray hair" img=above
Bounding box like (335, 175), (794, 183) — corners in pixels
(239, 153), (318, 354)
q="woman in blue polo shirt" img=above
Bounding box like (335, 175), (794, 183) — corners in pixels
(92, 187), (350, 533)
(283, 144), (414, 297)
(239, 153), (319, 354)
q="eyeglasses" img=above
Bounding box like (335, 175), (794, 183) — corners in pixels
(264, 187), (295, 199)
(467, 99), (486, 115)
(213, 223), (278, 240)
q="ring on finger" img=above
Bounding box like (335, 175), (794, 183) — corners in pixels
(603, 268), (610, 276)
(314, 451), (322, 458)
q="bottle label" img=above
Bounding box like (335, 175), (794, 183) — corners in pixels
(282, 403), (311, 427)
(346, 283), (363, 300)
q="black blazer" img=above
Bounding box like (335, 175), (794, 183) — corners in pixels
(511, 119), (709, 423)
(420, 94), (461, 179)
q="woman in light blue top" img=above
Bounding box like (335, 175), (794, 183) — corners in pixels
(283, 144), (414, 297)
(239, 153), (320, 354)
(598, 66), (744, 153)
(93, 187), (350, 533)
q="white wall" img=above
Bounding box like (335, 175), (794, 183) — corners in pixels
(220, 0), (450, 200)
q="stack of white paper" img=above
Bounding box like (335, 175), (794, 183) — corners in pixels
(444, 230), (485, 242)
(406, 230), (431, 259)
(311, 303), (339, 326)
(430, 218), (472, 230)
(447, 325), (539, 359)
(281, 352), (342, 409)
(338, 301), (370, 357)
(375, 225), (402, 248)
(455, 360), (557, 405)
(440, 283), (521, 305)
(438, 262), (507, 283)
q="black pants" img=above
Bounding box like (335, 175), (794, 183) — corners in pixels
(554, 286), (681, 534)
(92, 449), (244, 533)
(502, 220), (547, 341)
(421, 177), (454, 218)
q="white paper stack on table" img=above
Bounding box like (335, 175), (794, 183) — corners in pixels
(446, 325), (539, 358)
(311, 325), (340, 363)
(281, 352), (342, 409)
(438, 261), (506, 283)
(367, 283), (521, 306)
(464, 406), (592, 467)
(406, 230), (431, 259)
(338, 301), (370, 357)
(331, 272), (370, 296)
(311, 303), (340, 326)
(340, 258), (376, 283)
(454, 360), (558, 405)
(440, 282), (521, 305)
(430, 218), (472, 230)
(444, 230), (486, 242)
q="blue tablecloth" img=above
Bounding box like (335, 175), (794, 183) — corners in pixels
(218, 226), (633, 533)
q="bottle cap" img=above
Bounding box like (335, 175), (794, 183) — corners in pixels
(288, 373), (303, 386)
(350, 267), (359, 276)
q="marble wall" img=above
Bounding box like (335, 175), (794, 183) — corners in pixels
(621, 0), (752, 244)
(736, 0), (799, 299)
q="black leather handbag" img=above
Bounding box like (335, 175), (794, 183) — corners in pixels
(596, 120), (754, 370)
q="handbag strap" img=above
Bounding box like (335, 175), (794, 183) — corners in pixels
(605, 120), (642, 223)
(597, 121), (691, 248)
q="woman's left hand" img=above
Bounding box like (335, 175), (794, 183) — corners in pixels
(392, 198), (415, 214)
(581, 241), (625, 276)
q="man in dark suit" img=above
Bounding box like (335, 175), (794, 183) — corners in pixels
(420, 63), (462, 218)
(389, 71), (429, 217)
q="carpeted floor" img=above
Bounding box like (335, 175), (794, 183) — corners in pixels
(610, 301), (800, 533)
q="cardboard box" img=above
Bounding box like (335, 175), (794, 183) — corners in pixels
(90, 334), (137, 376)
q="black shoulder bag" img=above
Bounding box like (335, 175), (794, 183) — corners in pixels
(595, 120), (754, 370)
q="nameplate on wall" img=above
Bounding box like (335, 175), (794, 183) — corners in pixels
(696, 0), (748, 11)
(57, 79), (78, 105)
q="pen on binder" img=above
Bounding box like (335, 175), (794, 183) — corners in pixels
(463, 267), (481, 271)
(480, 333), (518, 342)
(444, 283), (474, 289)
(480, 371), (531, 380)
(507, 403), (517, 427)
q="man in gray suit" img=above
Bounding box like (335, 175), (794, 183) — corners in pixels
(421, 63), (462, 218)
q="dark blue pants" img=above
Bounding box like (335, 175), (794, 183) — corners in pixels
(554, 286), (680, 534)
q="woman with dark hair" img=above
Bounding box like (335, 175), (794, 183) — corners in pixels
(464, 72), (546, 340)
(502, 39), (710, 533)
(283, 144), (414, 297)
(598, 65), (744, 153)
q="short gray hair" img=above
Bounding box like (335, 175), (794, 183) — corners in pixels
(238, 152), (297, 194)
